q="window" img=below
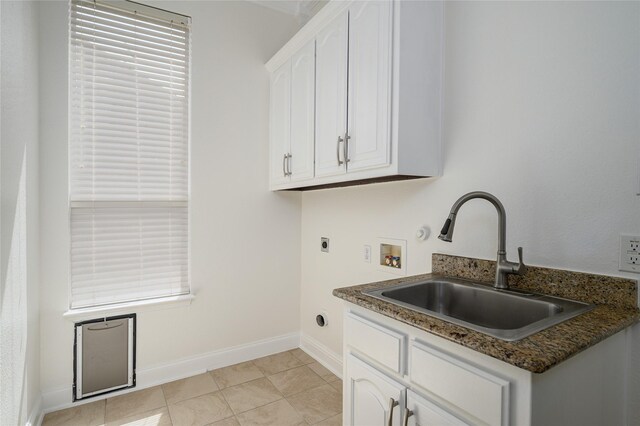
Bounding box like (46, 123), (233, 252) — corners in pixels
(69, 0), (191, 308)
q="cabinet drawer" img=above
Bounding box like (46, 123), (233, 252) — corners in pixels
(407, 390), (469, 426)
(410, 341), (510, 426)
(345, 311), (406, 373)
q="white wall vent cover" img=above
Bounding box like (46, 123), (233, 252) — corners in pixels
(73, 314), (136, 401)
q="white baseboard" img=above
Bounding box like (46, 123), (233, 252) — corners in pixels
(26, 395), (43, 426)
(300, 333), (343, 379)
(41, 332), (300, 415)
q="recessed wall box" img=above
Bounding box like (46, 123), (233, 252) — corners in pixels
(377, 238), (407, 276)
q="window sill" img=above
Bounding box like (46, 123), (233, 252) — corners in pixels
(63, 294), (195, 322)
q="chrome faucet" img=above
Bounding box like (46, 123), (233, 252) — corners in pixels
(438, 191), (526, 290)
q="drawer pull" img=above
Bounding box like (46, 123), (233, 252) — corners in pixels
(387, 398), (399, 426)
(344, 132), (351, 163)
(282, 154), (287, 177)
(337, 136), (344, 165)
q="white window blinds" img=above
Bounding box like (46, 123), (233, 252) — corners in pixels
(69, 0), (191, 308)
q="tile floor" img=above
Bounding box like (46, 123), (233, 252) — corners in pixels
(42, 349), (343, 426)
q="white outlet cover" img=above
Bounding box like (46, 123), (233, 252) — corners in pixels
(321, 237), (329, 253)
(619, 234), (640, 273)
(363, 245), (371, 263)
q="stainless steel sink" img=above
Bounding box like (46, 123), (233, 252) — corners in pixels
(365, 277), (594, 341)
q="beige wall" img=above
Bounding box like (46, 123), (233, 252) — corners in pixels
(38, 0), (301, 406)
(299, 1), (640, 420)
(1, 1), (41, 423)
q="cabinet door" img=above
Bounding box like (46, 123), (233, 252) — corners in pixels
(269, 61), (291, 187)
(347, 1), (392, 172)
(346, 353), (404, 426)
(410, 341), (510, 426)
(315, 11), (348, 178)
(289, 40), (315, 182)
(407, 390), (469, 426)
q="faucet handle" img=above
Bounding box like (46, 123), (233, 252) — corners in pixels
(515, 247), (526, 274)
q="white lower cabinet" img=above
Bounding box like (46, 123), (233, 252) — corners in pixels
(346, 354), (405, 426)
(346, 352), (468, 426)
(342, 305), (628, 426)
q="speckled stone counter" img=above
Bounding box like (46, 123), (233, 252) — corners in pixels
(333, 254), (640, 373)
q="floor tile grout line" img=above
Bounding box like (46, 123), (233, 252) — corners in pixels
(215, 379), (283, 419)
(210, 371), (221, 391)
(267, 363), (324, 381)
(235, 399), (303, 425)
(169, 390), (235, 425)
(279, 379), (338, 400)
(228, 394), (285, 417)
(218, 381), (242, 416)
(284, 391), (336, 426)
(210, 374), (287, 418)
(166, 394), (176, 426)
(209, 359), (266, 390)
(158, 384), (172, 426)
(309, 413), (343, 426)
(214, 349), (315, 379)
(213, 388), (234, 419)
(283, 383), (343, 425)
(220, 374), (285, 412)
(253, 352), (310, 376)
(159, 384), (168, 407)
(289, 350), (318, 366)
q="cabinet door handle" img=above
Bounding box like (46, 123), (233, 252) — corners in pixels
(402, 408), (414, 426)
(337, 136), (344, 165)
(286, 153), (292, 176)
(387, 398), (399, 426)
(344, 133), (351, 163)
(282, 154), (288, 177)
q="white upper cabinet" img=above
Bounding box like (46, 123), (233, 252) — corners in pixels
(269, 40), (316, 188)
(315, 11), (349, 178)
(290, 41), (316, 182)
(346, 1), (392, 172)
(269, 62), (291, 187)
(267, 0), (444, 190)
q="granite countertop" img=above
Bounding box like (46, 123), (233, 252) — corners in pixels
(333, 254), (640, 374)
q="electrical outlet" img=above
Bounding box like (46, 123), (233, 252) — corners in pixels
(620, 234), (640, 273)
(363, 245), (371, 263)
(321, 237), (329, 253)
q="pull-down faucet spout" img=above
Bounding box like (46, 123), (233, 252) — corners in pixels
(438, 191), (526, 290)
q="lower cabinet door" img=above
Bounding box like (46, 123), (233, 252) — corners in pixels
(406, 390), (469, 426)
(345, 353), (404, 426)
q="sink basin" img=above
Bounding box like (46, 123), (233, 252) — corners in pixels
(364, 277), (594, 341)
